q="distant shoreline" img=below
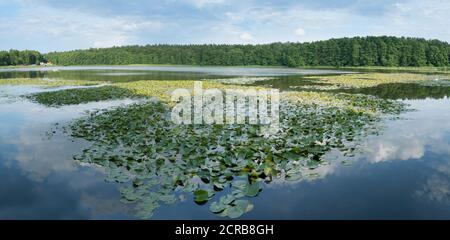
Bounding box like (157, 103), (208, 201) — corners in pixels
(1, 64), (449, 75)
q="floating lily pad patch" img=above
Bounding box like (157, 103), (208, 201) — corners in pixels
(63, 88), (407, 219)
(26, 85), (137, 107)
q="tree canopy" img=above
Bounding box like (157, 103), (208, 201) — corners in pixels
(3, 36), (450, 67)
(0, 50), (45, 66)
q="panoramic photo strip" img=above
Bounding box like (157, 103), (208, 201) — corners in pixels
(1, 0), (450, 238)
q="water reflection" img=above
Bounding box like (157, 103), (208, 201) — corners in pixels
(337, 83), (450, 100)
(0, 65), (351, 75)
(360, 98), (450, 163)
(0, 88), (138, 219)
(0, 66), (351, 83)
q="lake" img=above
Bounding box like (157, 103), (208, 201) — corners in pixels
(0, 66), (450, 219)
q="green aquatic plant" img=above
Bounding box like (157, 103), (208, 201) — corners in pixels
(209, 194), (254, 218)
(421, 79), (450, 87)
(26, 85), (137, 107)
(304, 73), (448, 89)
(283, 91), (406, 115)
(116, 80), (265, 103)
(66, 91), (407, 219)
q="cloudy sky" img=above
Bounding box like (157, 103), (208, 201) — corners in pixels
(0, 0), (449, 52)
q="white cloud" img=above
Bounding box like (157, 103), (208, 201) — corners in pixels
(2, 0), (450, 51)
(213, 6), (351, 43)
(294, 27), (306, 37)
(381, 0), (450, 40)
(200, 22), (258, 44)
(186, 0), (225, 8)
(239, 32), (254, 42)
(3, 3), (163, 50)
(225, 11), (244, 22)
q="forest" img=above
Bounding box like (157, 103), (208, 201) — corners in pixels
(3, 36), (450, 67)
(0, 50), (45, 66)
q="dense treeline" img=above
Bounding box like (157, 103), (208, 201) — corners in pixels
(45, 36), (450, 67)
(0, 50), (45, 66)
(2, 36), (443, 67)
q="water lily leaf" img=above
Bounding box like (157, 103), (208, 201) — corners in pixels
(219, 194), (236, 205)
(234, 199), (254, 213)
(226, 206), (245, 219)
(209, 202), (227, 213)
(159, 194), (177, 204)
(231, 189), (245, 198)
(286, 170), (302, 181)
(213, 181), (226, 190)
(226, 200), (253, 219)
(231, 180), (247, 190)
(245, 181), (261, 197)
(193, 190), (209, 204)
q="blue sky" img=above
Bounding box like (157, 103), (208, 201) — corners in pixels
(0, 0), (449, 52)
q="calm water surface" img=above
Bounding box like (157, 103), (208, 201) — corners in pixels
(0, 66), (449, 219)
(0, 66), (352, 82)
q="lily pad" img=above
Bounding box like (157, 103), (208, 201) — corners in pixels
(193, 189), (211, 204)
(245, 182), (261, 197)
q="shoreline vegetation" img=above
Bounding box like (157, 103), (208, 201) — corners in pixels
(0, 50), (45, 66)
(2, 36), (450, 69)
(44, 36), (450, 67)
